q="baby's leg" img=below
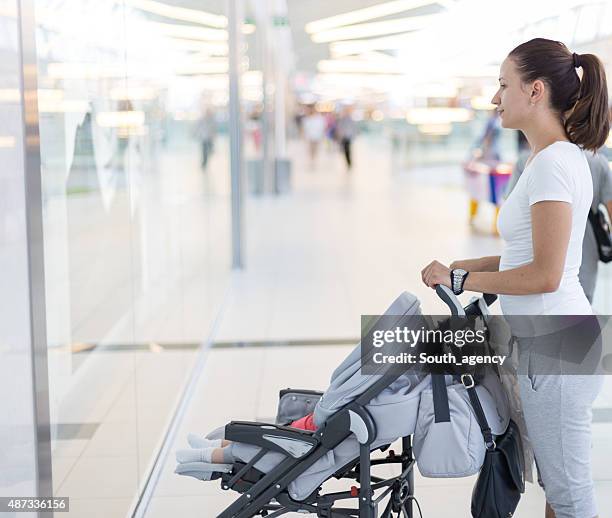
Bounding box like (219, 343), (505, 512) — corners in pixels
(176, 445), (235, 464)
(187, 434), (231, 449)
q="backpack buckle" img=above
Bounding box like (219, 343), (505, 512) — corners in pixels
(461, 374), (475, 388)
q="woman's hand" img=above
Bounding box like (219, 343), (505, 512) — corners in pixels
(421, 260), (451, 289)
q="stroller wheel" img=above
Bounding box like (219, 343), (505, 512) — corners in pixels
(391, 479), (410, 512)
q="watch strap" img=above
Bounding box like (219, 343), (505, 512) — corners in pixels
(451, 269), (469, 295)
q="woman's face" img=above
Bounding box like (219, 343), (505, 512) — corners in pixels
(490, 57), (533, 130)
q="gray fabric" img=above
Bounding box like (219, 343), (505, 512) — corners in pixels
(229, 374), (430, 501)
(224, 374), (508, 499)
(174, 461), (232, 481)
(314, 292), (423, 427)
(518, 339), (604, 518)
(276, 391), (321, 425)
(413, 371), (509, 478)
(482, 302), (536, 482)
(580, 151), (612, 301)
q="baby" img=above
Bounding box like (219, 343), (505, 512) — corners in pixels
(176, 413), (317, 474)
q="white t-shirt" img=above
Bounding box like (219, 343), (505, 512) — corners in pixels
(497, 141), (593, 315)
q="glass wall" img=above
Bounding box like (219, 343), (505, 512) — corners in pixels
(0, 0), (39, 511)
(33, 1), (233, 516)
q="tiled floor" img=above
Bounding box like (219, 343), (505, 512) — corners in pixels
(144, 137), (612, 517)
(50, 349), (197, 518)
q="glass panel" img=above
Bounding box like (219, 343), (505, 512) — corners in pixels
(0, 0), (39, 507)
(34, 1), (231, 514)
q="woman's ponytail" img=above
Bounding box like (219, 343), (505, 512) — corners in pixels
(565, 53), (610, 152)
(509, 39), (610, 152)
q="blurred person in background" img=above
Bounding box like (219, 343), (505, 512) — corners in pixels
(247, 106), (263, 155)
(324, 110), (337, 151)
(478, 109), (502, 161)
(336, 105), (357, 170)
(195, 107), (217, 171)
(302, 105), (326, 167)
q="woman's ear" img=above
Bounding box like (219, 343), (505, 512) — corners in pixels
(530, 79), (546, 105)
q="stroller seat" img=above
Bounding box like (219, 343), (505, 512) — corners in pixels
(176, 288), (503, 518)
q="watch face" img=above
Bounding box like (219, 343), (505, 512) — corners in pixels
(452, 269), (467, 294)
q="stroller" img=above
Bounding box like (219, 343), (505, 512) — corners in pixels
(177, 286), (502, 518)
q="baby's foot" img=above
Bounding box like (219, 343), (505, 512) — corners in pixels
(187, 433), (222, 449)
(176, 447), (216, 464)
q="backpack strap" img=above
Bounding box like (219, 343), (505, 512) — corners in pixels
(459, 374), (495, 450)
(432, 374), (451, 423)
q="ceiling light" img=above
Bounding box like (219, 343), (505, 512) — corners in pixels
(406, 107), (471, 124)
(305, 0), (443, 34)
(164, 39), (229, 54)
(356, 51), (397, 62)
(117, 126), (149, 138)
(0, 89), (20, 103)
(314, 73), (404, 91)
(318, 59), (402, 74)
(0, 4), (17, 18)
(242, 23), (256, 35)
(371, 110), (385, 121)
(46, 63), (125, 79)
(470, 96), (495, 110)
(125, 0), (226, 28)
(147, 21), (227, 41)
(417, 123), (452, 135)
(0, 136), (16, 148)
(39, 100), (90, 113)
(330, 34), (415, 56)
(408, 83), (458, 97)
(97, 110), (146, 128)
(311, 15), (437, 42)
(110, 86), (158, 100)
(37, 89), (65, 102)
(174, 61), (229, 75)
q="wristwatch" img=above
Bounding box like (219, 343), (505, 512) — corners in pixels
(450, 268), (469, 295)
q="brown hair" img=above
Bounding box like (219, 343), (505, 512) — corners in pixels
(509, 38), (609, 152)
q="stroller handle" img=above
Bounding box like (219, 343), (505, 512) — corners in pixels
(435, 285), (498, 316)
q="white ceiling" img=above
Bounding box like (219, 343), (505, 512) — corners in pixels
(142, 0), (451, 73)
(286, 0), (449, 72)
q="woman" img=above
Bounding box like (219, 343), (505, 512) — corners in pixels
(421, 38), (609, 518)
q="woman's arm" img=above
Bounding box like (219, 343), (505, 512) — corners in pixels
(422, 201), (571, 295)
(450, 256), (500, 272)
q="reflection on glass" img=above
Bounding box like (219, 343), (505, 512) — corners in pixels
(35, 1), (232, 514)
(0, 0), (39, 502)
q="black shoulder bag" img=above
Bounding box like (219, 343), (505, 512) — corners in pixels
(588, 204), (612, 263)
(462, 376), (525, 518)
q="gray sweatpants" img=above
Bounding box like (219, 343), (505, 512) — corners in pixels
(518, 335), (603, 518)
